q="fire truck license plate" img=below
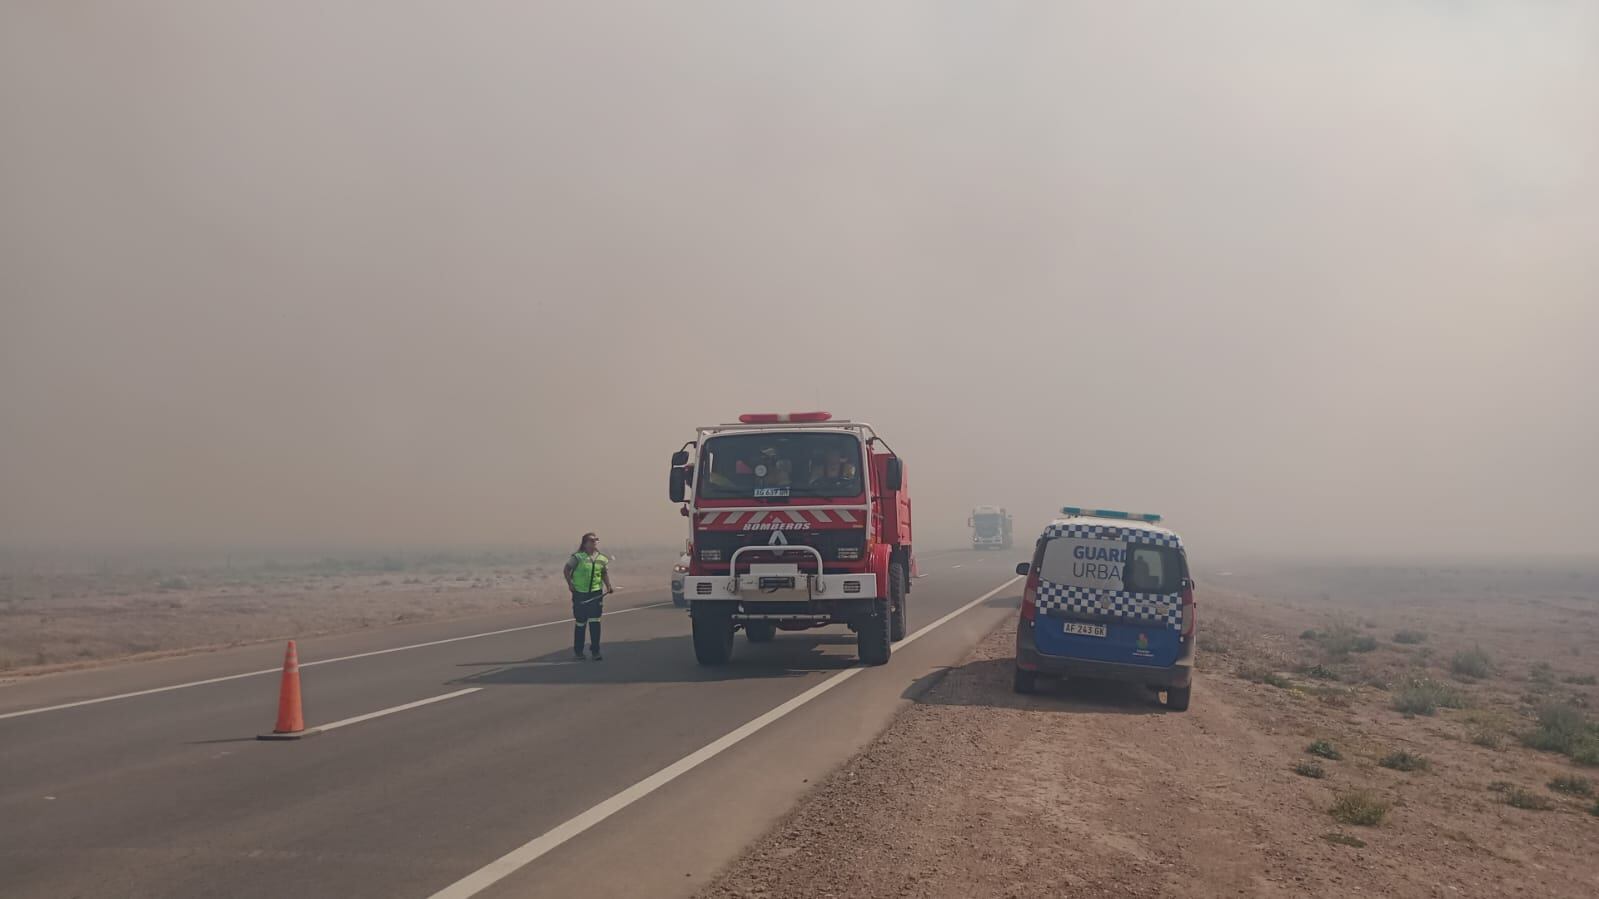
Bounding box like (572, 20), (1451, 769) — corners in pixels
(1063, 622), (1107, 637)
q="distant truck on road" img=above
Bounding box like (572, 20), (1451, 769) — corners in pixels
(969, 506), (1013, 550)
(667, 412), (913, 666)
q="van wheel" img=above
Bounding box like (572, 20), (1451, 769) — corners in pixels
(857, 598), (891, 666)
(888, 564), (908, 642)
(1013, 667), (1037, 694)
(691, 605), (735, 665)
(745, 620), (776, 643)
(1165, 685), (1192, 712)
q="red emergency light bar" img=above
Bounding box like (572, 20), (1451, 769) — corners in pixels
(737, 412), (833, 424)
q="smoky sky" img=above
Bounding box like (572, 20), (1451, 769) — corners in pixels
(2, 2), (1596, 558)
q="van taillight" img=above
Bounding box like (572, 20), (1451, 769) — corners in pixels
(1181, 583), (1197, 637)
(1020, 567), (1041, 622)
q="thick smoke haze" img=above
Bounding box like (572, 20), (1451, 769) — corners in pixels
(2, 3), (1596, 559)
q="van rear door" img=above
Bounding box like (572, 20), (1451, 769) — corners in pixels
(1031, 536), (1184, 667)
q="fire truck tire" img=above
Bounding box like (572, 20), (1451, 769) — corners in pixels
(857, 598), (892, 666)
(744, 621), (776, 642)
(691, 606), (735, 665)
(888, 564), (908, 642)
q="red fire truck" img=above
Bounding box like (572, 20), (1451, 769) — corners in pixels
(668, 412), (913, 666)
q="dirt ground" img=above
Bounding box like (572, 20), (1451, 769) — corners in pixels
(702, 562), (1599, 899)
(0, 547), (677, 680)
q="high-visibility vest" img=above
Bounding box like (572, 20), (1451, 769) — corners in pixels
(571, 552), (609, 593)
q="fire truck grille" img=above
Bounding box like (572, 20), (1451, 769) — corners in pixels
(695, 527), (866, 565)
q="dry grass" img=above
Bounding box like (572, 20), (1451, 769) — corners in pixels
(1522, 703), (1599, 766)
(1391, 677), (1467, 716)
(1315, 622), (1379, 657)
(1470, 728), (1504, 750)
(1502, 787), (1556, 811)
(1330, 790), (1390, 826)
(1450, 646), (1495, 679)
(0, 548), (677, 674)
(1293, 760), (1327, 779)
(1306, 739), (1343, 761)
(1316, 685), (1360, 709)
(1379, 750), (1430, 772)
(1548, 775), (1593, 797)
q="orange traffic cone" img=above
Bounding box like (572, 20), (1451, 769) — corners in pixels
(257, 641), (315, 740)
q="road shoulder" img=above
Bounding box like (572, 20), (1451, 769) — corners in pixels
(700, 585), (1599, 898)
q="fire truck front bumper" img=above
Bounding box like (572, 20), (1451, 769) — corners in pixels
(683, 570), (879, 602)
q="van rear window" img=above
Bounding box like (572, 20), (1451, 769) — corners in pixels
(1039, 537), (1184, 594)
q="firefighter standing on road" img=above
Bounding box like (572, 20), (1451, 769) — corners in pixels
(564, 532), (613, 660)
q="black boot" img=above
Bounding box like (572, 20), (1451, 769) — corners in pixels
(588, 620), (602, 660)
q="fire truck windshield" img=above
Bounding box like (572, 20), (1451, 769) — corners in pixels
(697, 433), (864, 500)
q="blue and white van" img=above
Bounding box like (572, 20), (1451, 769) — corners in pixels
(1013, 508), (1197, 710)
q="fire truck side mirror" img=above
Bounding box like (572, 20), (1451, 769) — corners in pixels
(671, 451), (691, 467)
(885, 457), (903, 491)
(668, 467), (687, 504)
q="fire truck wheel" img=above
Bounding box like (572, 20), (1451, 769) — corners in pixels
(888, 564), (908, 642)
(857, 598), (892, 666)
(745, 620), (776, 642)
(691, 606), (735, 665)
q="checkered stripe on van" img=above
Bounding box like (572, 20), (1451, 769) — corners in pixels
(1035, 581), (1182, 630)
(1042, 522), (1182, 548)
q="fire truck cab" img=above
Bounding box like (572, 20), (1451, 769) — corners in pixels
(668, 413), (913, 666)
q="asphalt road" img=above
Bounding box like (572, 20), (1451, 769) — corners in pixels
(0, 550), (1021, 898)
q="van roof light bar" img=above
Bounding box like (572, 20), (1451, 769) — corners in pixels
(1062, 506), (1162, 523)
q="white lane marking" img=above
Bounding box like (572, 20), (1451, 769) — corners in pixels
(0, 602), (672, 721)
(0, 667), (284, 722)
(311, 688), (482, 734)
(298, 603), (668, 670)
(951, 564), (962, 568)
(428, 575), (1022, 899)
